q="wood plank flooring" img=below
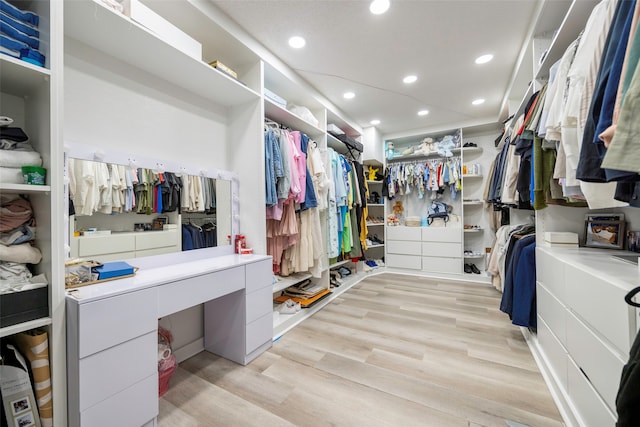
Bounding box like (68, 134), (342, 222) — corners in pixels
(158, 273), (563, 427)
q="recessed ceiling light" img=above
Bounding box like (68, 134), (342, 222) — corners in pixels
(288, 36), (306, 49)
(370, 0), (390, 15)
(417, 110), (429, 116)
(472, 98), (485, 105)
(475, 54), (494, 64)
(343, 92), (355, 99)
(403, 75), (417, 84)
(370, 119), (381, 125)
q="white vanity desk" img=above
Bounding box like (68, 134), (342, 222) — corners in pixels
(66, 252), (273, 427)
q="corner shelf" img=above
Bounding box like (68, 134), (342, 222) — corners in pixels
(0, 56), (50, 96)
(366, 222), (384, 227)
(264, 98), (325, 137)
(329, 259), (351, 269)
(367, 243), (385, 249)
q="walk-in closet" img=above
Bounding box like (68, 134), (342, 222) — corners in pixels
(1, 0), (640, 426)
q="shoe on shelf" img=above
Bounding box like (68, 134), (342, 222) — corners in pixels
(464, 263), (472, 274)
(374, 258), (385, 267)
(338, 267), (351, 276)
(470, 264), (481, 274)
(279, 299), (298, 314)
(365, 260), (378, 268)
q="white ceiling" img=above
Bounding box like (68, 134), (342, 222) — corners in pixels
(210, 0), (544, 137)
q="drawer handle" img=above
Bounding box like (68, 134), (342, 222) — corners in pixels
(625, 286), (640, 307)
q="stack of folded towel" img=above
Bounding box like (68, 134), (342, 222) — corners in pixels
(0, 0), (45, 66)
(0, 194), (47, 294)
(0, 115), (43, 184)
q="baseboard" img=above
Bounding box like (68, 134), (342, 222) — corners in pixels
(384, 267), (492, 284)
(173, 337), (204, 363)
(520, 327), (579, 427)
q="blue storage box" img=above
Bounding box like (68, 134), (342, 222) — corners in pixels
(93, 261), (135, 280)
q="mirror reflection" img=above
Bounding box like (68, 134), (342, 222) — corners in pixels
(67, 158), (232, 262)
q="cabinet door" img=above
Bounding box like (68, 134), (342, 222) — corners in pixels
(386, 254), (421, 270)
(387, 240), (421, 255)
(422, 227), (461, 243)
(386, 226), (421, 241)
(421, 242), (460, 257)
(567, 357), (616, 427)
(537, 282), (567, 345)
(421, 257), (461, 274)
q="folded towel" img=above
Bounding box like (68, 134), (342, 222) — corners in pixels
(0, 20), (39, 49)
(0, 166), (23, 184)
(0, 0), (39, 26)
(0, 242), (41, 264)
(0, 149), (41, 167)
(0, 195), (33, 232)
(0, 11), (38, 37)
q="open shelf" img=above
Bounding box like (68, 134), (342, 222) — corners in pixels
(0, 317), (52, 339)
(264, 98), (325, 137)
(273, 272), (313, 294)
(368, 203), (385, 207)
(0, 183), (51, 193)
(0, 56), (50, 97)
(464, 228), (483, 233)
(462, 174), (483, 179)
(367, 243), (385, 249)
(463, 200), (484, 206)
(366, 222), (384, 227)
(388, 147), (462, 162)
(64, 0), (260, 107)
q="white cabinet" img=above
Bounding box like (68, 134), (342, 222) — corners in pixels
(535, 246), (637, 426)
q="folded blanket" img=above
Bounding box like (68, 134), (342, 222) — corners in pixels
(0, 148), (41, 167)
(0, 195), (32, 232)
(0, 0), (39, 26)
(0, 221), (35, 246)
(0, 166), (23, 184)
(0, 260), (31, 281)
(0, 126), (28, 142)
(0, 242), (41, 264)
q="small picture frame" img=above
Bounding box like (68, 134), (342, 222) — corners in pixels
(152, 216), (168, 231)
(584, 219), (625, 249)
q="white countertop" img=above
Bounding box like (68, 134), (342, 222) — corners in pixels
(538, 245), (640, 293)
(66, 253), (271, 303)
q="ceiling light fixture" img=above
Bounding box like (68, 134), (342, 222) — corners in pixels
(288, 36), (306, 49)
(472, 98), (485, 105)
(343, 92), (355, 99)
(417, 110), (429, 116)
(475, 54), (494, 64)
(403, 75), (417, 84)
(370, 119), (381, 125)
(370, 0), (390, 15)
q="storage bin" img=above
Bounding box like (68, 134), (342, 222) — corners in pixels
(21, 165), (46, 185)
(0, 286), (48, 327)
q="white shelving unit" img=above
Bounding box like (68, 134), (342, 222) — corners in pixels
(0, 1), (65, 425)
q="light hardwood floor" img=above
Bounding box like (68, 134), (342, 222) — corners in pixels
(159, 273), (564, 427)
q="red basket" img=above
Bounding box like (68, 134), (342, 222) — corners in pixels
(158, 361), (177, 397)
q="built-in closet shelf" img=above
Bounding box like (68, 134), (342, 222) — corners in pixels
(366, 222), (384, 227)
(329, 259), (351, 269)
(0, 56), (50, 96)
(273, 272), (313, 294)
(463, 200), (483, 206)
(327, 133), (361, 156)
(461, 147), (482, 154)
(388, 147), (462, 162)
(534, 0), (600, 81)
(368, 203), (384, 207)
(367, 243), (385, 249)
(64, 0), (260, 107)
(367, 180), (383, 184)
(464, 229), (483, 233)
(0, 183), (51, 193)
(462, 174), (483, 179)
(264, 98), (325, 137)
(463, 254), (485, 259)
(0, 317), (52, 339)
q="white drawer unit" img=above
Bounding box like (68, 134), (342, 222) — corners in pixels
(421, 257), (461, 274)
(73, 230), (180, 261)
(421, 242), (460, 257)
(566, 310), (625, 412)
(135, 230), (178, 250)
(78, 233), (135, 257)
(567, 357), (616, 427)
(386, 253), (421, 270)
(421, 227), (462, 243)
(387, 240), (421, 255)
(537, 282), (567, 345)
(386, 226), (421, 241)
(537, 316), (568, 391)
(534, 246), (638, 427)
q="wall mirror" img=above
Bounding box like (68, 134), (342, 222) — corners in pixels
(65, 155), (235, 263)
